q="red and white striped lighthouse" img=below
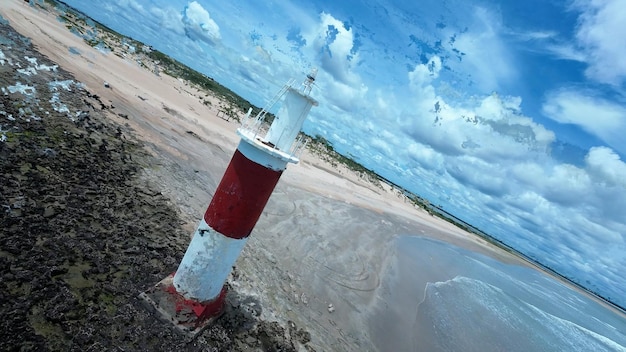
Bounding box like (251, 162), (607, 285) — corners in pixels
(140, 70), (318, 334)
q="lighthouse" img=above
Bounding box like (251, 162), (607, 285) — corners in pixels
(140, 70), (318, 334)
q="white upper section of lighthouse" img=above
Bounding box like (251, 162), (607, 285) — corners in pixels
(265, 87), (316, 151)
(238, 69), (319, 165)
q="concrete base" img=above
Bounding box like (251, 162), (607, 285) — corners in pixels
(139, 274), (226, 337)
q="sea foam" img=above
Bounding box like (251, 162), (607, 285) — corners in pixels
(415, 276), (626, 352)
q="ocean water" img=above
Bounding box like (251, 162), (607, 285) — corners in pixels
(372, 236), (626, 352)
(416, 276), (624, 351)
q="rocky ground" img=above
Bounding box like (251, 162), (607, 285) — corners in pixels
(0, 20), (312, 352)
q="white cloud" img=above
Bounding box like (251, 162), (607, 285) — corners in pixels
(105, 0), (148, 22)
(568, 214), (623, 244)
(305, 13), (359, 85)
(402, 66), (554, 161)
(447, 156), (510, 196)
(409, 56), (442, 87)
(406, 142), (444, 171)
(322, 76), (368, 112)
(115, 0), (146, 15)
(370, 137), (393, 157)
(150, 7), (185, 35)
(574, 0), (626, 86)
(585, 146), (626, 188)
(544, 44), (587, 62)
(509, 30), (558, 42)
(446, 7), (517, 92)
(542, 89), (626, 154)
(182, 1), (221, 44)
(503, 190), (549, 214)
(298, 12), (368, 113)
(541, 164), (593, 206)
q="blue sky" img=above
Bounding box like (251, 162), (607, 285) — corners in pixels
(58, 0), (626, 307)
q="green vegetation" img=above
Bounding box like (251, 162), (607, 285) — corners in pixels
(306, 134), (383, 187)
(46, 0), (258, 121)
(146, 50), (259, 121)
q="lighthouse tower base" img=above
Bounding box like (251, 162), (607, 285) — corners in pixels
(139, 274), (227, 336)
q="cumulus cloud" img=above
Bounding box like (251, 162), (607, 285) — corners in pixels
(322, 78), (368, 112)
(298, 12), (368, 113)
(150, 7), (184, 35)
(334, 52), (623, 289)
(542, 89), (626, 154)
(478, 147), (625, 300)
(409, 56), (442, 87)
(541, 164), (593, 206)
(307, 13), (359, 84)
(406, 142), (444, 171)
(182, 1), (221, 44)
(505, 146), (625, 216)
(447, 156), (510, 196)
(573, 0), (626, 86)
(585, 146), (626, 188)
(402, 60), (554, 161)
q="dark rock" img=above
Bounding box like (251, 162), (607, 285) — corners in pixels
(40, 147), (57, 157)
(0, 13), (314, 352)
(43, 205), (56, 218)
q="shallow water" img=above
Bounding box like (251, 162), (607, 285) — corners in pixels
(372, 236), (626, 351)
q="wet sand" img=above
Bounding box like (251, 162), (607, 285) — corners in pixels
(0, 2), (559, 351)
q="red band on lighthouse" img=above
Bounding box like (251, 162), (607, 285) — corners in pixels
(205, 149), (283, 240)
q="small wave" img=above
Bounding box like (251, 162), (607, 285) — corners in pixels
(414, 276), (626, 352)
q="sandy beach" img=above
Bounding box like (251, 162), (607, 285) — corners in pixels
(5, 2), (621, 351)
